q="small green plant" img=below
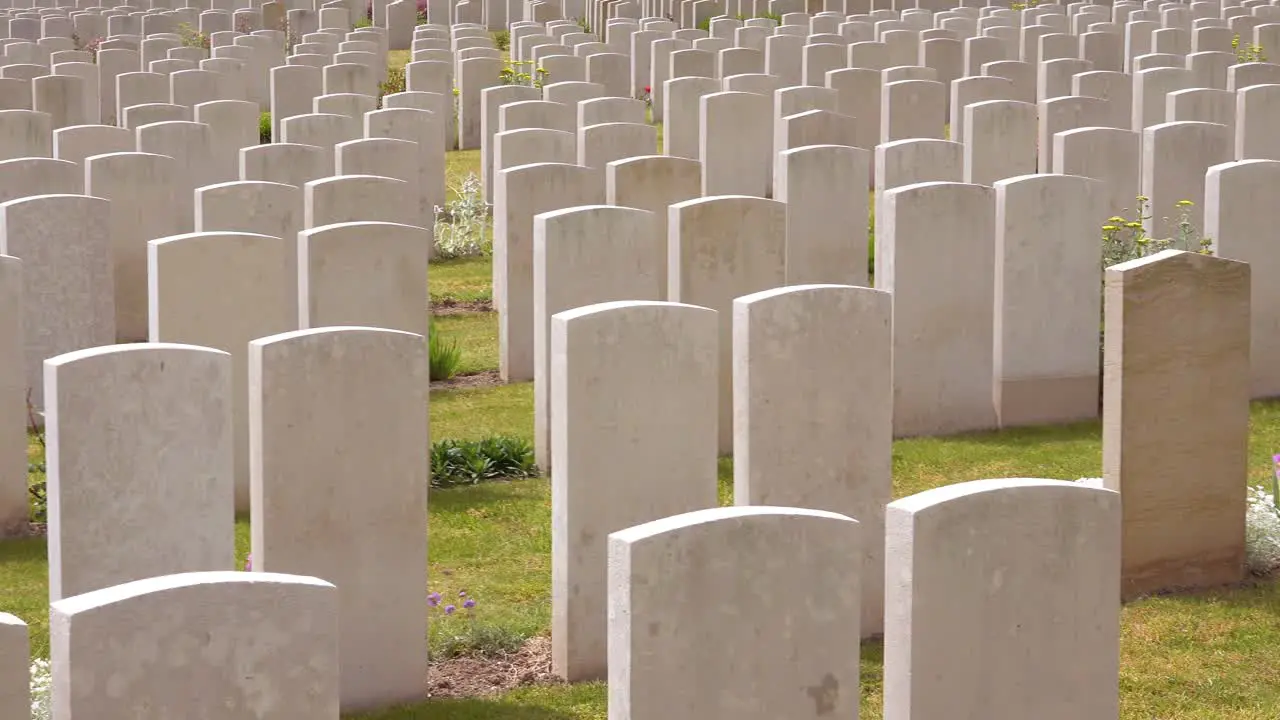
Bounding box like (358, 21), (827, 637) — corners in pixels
(1010, 0), (1040, 10)
(1233, 34), (1267, 62)
(434, 173), (492, 259)
(258, 111), (271, 144)
(575, 16), (590, 33)
(430, 436), (538, 488)
(493, 29), (510, 51)
(500, 59), (549, 88)
(428, 589), (527, 658)
(26, 392), (45, 525)
(428, 319), (463, 382)
(379, 65), (406, 103)
(734, 11), (781, 23)
(176, 22), (210, 50)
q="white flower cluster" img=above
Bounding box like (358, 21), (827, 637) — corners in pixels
(29, 658), (50, 720)
(432, 173), (492, 260)
(1246, 486), (1280, 575)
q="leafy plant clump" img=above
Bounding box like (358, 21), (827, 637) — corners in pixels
(430, 436), (538, 488)
(428, 319), (463, 381)
(1101, 196), (1212, 271)
(433, 173), (492, 259)
(176, 22), (210, 50)
(429, 589), (526, 658)
(1233, 34), (1267, 62)
(258, 111), (272, 144)
(379, 65), (406, 102)
(500, 59), (548, 88)
(493, 30), (510, 51)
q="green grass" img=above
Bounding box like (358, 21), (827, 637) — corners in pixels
(11, 109), (1280, 720)
(432, 256), (492, 303)
(434, 312), (497, 374)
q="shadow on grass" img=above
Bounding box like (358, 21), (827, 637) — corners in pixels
(349, 698), (578, 720)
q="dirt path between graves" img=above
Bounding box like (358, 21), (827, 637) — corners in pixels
(432, 299), (494, 314)
(427, 636), (563, 698)
(430, 369), (501, 390)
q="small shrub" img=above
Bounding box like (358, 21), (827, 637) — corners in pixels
(176, 22), (210, 50)
(355, 15), (373, 28)
(1233, 34), (1267, 62)
(433, 173), (492, 259)
(1101, 196), (1212, 271)
(379, 65), (406, 103)
(430, 436), (538, 488)
(429, 589), (527, 658)
(493, 30), (510, 51)
(575, 16), (590, 33)
(258, 111), (272, 144)
(500, 59), (549, 88)
(428, 319), (463, 381)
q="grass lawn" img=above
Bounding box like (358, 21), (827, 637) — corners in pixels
(6, 132), (1280, 720)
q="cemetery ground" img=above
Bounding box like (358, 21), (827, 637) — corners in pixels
(7, 69), (1280, 719)
(9, 238), (1280, 719)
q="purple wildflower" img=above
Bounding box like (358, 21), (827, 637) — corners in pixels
(427, 592), (441, 607)
(244, 554), (252, 571)
(458, 590), (467, 597)
(463, 598), (476, 609)
(444, 604), (456, 615)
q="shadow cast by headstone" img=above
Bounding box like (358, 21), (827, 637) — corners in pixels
(345, 690), (590, 720)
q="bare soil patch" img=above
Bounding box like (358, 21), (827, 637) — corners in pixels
(432, 299), (493, 314)
(430, 369), (502, 390)
(427, 636), (563, 699)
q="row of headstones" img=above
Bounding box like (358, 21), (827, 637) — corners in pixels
(0, 172), (432, 493)
(539, 253), (1246, 693)
(0, 0), (415, 45)
(0, 476), (1124, 719)
(500, 0), (1280, 101)
(2, 323), (430, 713)
(490, 134), (1280, 420)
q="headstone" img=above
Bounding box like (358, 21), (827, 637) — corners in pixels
(1204, 159), (1280, 398)
(608, 506), (861, 720)
(533, 205), (662, 470)
(993, 173), (1104, 427)
(775, 144), (871, 286)
(50, 572), (339, 720)
(303, 175), (416, 229)
(0, 257), (23, 537)
(45, 343), (233, 601)
(1103, 250), (1249, 598)
(494, 162), (601, 382)
(884, 479), (1120, 719)
(0, 613), (27, 717)
(605, 155), (701, 297)
(148, 231), (291, 515)
(878, 182), (997, 437)
(297, 222), (429, 337)
(733, 284), (891, 635)
(668, 196), (786, 453)
(0, 194), (114, 409)
(552, 300), (718, 681)
(250, 326), (428, 711)
(84, 152), (179, 343)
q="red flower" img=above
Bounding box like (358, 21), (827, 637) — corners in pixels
(644, 85), (651, 93)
